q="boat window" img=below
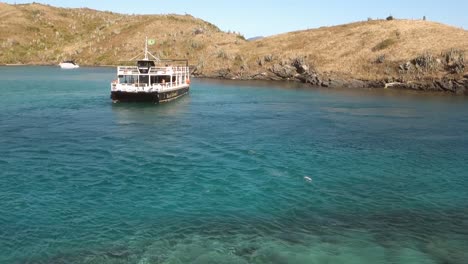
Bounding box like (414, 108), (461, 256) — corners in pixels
(150, 76), (158, 85)
(119, 75), (137, 84)
(162, 76), (170, 84)
(139, 75), (149, 84)
(137, 60), (155, 68)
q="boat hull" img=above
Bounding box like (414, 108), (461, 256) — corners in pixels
(59, 63), (79, 69)
(111, 87), (189, 103)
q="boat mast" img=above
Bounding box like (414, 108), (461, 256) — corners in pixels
(144, 36), (149, 60)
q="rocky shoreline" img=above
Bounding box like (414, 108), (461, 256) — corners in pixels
(193, 59), (468, 96)
(4, 63), (467, 96)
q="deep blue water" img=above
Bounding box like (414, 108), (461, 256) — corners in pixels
(1, 66), (468, 263)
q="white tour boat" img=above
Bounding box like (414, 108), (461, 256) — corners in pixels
(59, 60), (79, 69)
(110, 38), (190, 103)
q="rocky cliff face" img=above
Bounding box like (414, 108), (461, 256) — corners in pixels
(194, 56), (468, 95)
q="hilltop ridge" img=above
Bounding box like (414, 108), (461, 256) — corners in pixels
(0, 2), (244, 66)
(1, 3), (468, 94)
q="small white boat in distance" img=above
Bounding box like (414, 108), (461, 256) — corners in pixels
(59, 60), (79, 69)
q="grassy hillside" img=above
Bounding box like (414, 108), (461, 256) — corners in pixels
(1, 3), (467, 84)
(242, 19), (468, 80)
(0, 2), (245, 68)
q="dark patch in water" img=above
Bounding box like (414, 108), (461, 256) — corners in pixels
(234, 246), (259, 257)
(106, 248), (130, 258)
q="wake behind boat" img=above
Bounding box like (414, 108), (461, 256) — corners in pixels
(110, 38), (190, 103)
(59, 60), (79, 69)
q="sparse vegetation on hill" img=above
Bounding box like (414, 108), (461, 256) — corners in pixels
(0, 2), (244, 66)
(1, 3), (468, 94)
(240, 19), (467, 80)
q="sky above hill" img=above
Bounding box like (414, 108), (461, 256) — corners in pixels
(3, 0), (468, 38)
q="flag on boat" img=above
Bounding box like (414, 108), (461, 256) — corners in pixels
(147, 39), (156, 45)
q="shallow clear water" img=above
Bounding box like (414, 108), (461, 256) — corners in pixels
(1, 66), (468, 263)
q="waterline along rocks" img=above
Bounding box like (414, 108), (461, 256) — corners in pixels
(1, 2), (467, 95)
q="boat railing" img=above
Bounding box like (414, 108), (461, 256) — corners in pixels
(118, 66), (189, 75)
(117, 66), (139, 75)
(149, 66), (189, 75)
(117, 82), (177, 88)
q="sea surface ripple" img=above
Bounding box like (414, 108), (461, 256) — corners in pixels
(1, 66), (468, 263)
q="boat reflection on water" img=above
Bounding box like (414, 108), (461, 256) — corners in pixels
(110, 93), (191, 127)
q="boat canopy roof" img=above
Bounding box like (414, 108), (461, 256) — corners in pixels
(137, 60), (156, 68)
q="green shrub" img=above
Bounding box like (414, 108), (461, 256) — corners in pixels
(442, 49), (465, 74)
(412, 52), (437, 72)
(26, 26), (40, 32)
(216, 49), (228, 59)
(375, 54), (386, 64)
(236, 34), (246, 41)
(190, 41), (203, 49)
(372, 38), (397, 52)
(264, 54), (274, 62)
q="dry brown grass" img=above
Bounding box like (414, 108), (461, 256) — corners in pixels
(241, 19), (468, 79)
(0, 3), (244, 67)
(1, 3), (467, 80)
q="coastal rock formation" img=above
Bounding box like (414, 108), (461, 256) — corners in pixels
(266, 58), (324, 86)
(229, 56), (468, 95)
(382, 78), (468, 95)
(252, 50), (468, 95)
(270, 63), (297, 79)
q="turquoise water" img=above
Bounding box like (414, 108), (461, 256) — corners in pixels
(1, 66), (468, 263)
